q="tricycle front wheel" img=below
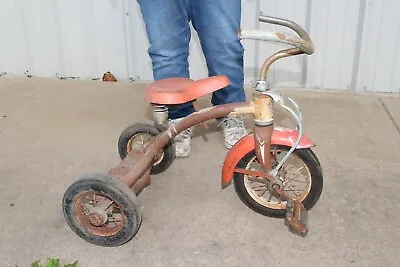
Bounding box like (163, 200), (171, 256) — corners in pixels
(118, 122), (175, 175)
(62, 173), (142, 247)
(233, 145), (323, 218)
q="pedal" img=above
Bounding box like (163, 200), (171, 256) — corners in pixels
(285, 199), (309, 237)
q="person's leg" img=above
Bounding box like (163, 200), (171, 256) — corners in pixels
(137, 0), (194, 157)
(137, 0), (195, 119)
(191, 0), (247, 148)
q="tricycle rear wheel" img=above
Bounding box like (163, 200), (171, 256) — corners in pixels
(62, 173), (142, 247)
(118, 122), (175, 175)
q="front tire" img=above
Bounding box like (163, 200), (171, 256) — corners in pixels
(233, 145), (323, 218)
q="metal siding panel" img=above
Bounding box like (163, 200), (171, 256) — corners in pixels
(0, 1), (29, 75)
(357, 0), (400, 92)
(372, 1), (400, 92)
(124, 0), (152, 81)
(0, 0), (58, 77)
(0, 0), (399, 93)
(389, 27), (400, 92)
(306, 0), (359, 90)
(356, 1), (385, 91)
(241, 0), (259, 85)
(22, 0), (60, 77)
(54, 0), (128, 80)
(258, 0), (308, 87)
(53, 0), (97, 78)
(0, 0), (129, 80)
(88, 1), (130, 80)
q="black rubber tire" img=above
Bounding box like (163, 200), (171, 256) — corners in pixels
(62, 173), (142, 247)
(118, 122), (175, 175)
(233, 145), (323, 218)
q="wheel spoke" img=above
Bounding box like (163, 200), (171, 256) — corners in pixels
(283, 189), (303, 192)
(73, 190), (127, 239)
(140, 135), (144, 146)
(285, 185), (301, 197)
(257, 188), (269, 197)
(92, 193), (97, 206)
(242, 148), (313, 210)
(284, 166), (295, 171)
(105, 201), (115, 211)
(108, 218), (122, 223)
(287, 178), (307, 184)
(293, 166), (305, 174)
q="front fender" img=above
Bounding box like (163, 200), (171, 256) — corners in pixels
(221, 127), (315, 189)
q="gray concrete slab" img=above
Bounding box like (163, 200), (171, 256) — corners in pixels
(0, 77), (399, 267)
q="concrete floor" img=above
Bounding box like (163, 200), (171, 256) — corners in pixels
(0, 77), (399, 267)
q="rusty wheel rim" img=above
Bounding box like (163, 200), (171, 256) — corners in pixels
(243, 148), (312, 210)
(74, 191), (125, 237)
(126, 133), (164, 165)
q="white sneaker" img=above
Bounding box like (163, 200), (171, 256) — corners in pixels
(218, 115), (247, 149)
(170, 118), (193, 158)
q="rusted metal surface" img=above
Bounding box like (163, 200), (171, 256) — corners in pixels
(221, 128), (314, 189)
(108, 149), (151, 188)
(285, 199), (308, 236)
(131, 169), (151, 195)
(253, 92), (274, 172)
(125, 132), (164, 166)
(233, 168), (272, 180)
(239, 15), (315, 86)
(229, 102), (255, 115)
(192, 101), (209, 130)
(275, 33), (314, 55)
(108, 101), (252, 194)
(258, 15), (314, 55)
(259, 48), (303, 81)
(276, 32), (285, 40)
(88, 207), (108, 227)
(254, 125), (273, 172)
(74, 192), (125, 237)
(253, 92), (273, 125)
(172, 102), (250, 135)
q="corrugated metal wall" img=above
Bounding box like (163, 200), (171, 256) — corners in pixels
(1, 0), (399, 93)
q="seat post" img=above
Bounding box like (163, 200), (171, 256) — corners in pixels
(152, 105), (169, 128)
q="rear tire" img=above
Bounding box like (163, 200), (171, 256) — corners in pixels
(62, 173), (142, 247)
(118, 122), (175, 175)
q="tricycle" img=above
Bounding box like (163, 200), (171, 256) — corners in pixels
(62, 15), (323, 247)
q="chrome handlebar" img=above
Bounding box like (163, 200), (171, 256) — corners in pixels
(239, 15), (314, 55)
(259, 15), (313, 54)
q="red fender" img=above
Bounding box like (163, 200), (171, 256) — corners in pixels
(221, 127), (315, 189)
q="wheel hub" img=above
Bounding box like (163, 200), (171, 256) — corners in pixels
(268, 178), (284, 192)
(88, 207), (108, 227)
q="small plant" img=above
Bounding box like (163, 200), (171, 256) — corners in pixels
(31, 258), (77, 267)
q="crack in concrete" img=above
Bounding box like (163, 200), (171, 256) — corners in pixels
(379, 97), (400, 136)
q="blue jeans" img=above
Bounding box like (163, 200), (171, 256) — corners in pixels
(137, 0), (246, 119)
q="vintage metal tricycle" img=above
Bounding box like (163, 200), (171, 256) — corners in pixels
(62, 15), (323, 247)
